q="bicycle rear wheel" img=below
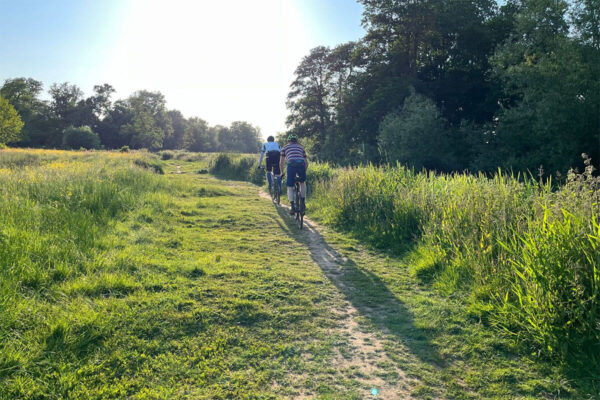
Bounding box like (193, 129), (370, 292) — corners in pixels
(274, 178), (280, 204)
(294, 184), (303, 229)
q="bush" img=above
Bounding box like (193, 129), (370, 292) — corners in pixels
(209, 153), (264, 185)
(160, 150), (175, 160)
(133, 157), (165, 174)
(63, 126), (101, 150)
(377, 92), (457, 171)
(119, 145), (130, 153)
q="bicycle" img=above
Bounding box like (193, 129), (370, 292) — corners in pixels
(292, 177), (305, 229)
(271, 171), (281, 205)
(259, 166), (281, 205)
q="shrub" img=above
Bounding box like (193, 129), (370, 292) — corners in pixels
(62, 126), (101, 150)
(377, 92), (457, 171)
(119, 145), (130, 152)
(160, 150), (175, 160)
(133, 157), (165, 174)
(209, 153), (264, 185)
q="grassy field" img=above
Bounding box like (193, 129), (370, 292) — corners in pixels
(0, 149), (598, 399)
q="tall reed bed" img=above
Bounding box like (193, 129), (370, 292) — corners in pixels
(311, 160), (599, 365)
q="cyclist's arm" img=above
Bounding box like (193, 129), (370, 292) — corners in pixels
(258, 145), (265, 167)
(279, 154), (286, 175)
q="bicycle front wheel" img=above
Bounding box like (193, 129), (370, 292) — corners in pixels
(273, 180), (279, 204)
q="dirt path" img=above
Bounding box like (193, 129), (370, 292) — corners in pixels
(259, 191), (412, 399)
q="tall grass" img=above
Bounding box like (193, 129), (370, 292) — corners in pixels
(209, 153), (264, 185)
(209, 151), (600, 366)
(311, 160), (600, 366)
(0, 150), (167, 376)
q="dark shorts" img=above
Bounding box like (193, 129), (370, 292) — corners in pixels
(286, 160), (306, 187)
(266, 152), (281, 175)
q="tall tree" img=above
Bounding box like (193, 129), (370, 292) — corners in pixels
(286, 46), (334, 153)
(184, 117), (212, 152)
(489, 0), (598, 172)
(49, 82), (84, 126)
(164, 110), (187, 150)
(230, 121), (262, 153)
(377, 91), (456, 170)
(119, 91), (173, 150)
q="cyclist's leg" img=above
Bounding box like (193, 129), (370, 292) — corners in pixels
(265, 159), (274, 189)
(272, 159), (282, 192)
(286, 164), (297, 213)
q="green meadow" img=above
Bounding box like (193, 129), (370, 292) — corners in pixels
(0, 149), (598, 399)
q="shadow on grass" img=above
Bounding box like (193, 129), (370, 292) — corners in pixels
(269, 204), (444, 368)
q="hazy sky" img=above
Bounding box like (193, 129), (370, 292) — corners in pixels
(0, 0), (365, 137)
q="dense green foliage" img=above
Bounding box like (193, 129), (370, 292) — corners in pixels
(62, 126), (101, 150)
(286, 0), (600, 175)
(0, 97), (24, 145)
(0, 79), (262, 153)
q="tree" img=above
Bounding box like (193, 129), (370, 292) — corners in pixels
(95, 99), (134, 149)
(77, 84), (116, 131)
(49, 82), (84, 126)
(377, 91), (456, 171)
(164, 110), (187, 150)
(286, 46), (334, 153)
(215, 122), (261, 152)
(0, 97), (24, 145)
(229, 121), (262, 153)
(184, 117), (211, 152)
(62, 126), (101, 149)
(118, 91), (172, 150)
(122, 111), (165, 150)
(0, 78), (51, 147)
(489, 0), (599, 173)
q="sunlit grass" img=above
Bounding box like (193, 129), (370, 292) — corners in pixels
(212, 152), (600, 388)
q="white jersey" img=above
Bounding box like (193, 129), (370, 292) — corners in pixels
(258, 141), (281, 165)
(261, 142), (281, 154)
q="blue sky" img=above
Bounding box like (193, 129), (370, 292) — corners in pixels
(0, 0), (365, 136)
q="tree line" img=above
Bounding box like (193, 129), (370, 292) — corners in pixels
(0, 78), (262, 153)
(286, 0), (600, 174)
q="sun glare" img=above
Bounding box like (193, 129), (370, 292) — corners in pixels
(103, 0), (309, 136)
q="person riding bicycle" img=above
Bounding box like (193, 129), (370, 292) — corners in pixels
(279, 133), (308, 215)
(257, 135), (282, 193)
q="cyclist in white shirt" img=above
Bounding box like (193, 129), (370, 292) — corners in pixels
(257, 136), (282, 193)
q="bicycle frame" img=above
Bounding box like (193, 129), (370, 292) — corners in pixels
(293, 179), (305, 229)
